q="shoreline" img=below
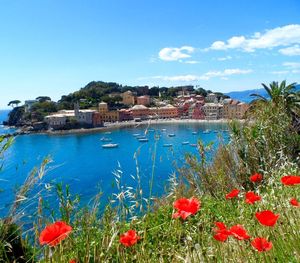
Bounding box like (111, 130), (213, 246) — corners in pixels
(37, 119), (235, 136)
(1, 118), (240, 137)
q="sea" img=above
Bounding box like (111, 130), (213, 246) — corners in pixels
(0, 109), (229, 217)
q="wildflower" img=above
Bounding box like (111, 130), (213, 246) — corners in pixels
(225, 189), (240, 199)
(119, 230), (140, 247)
(245, 192), (261, 204)
(290, 198), (299, 207)
(213, 222), (231, 242)
(172, 197), (200, 220)
(39, 221), (72, 247)
(250, 173), (263, 183)
(251, 237), (272, 252)
(255, 210), (279, 227)
(229, 225), (250, 240)
(281, 175), (300, 185)
(69, 260), (76, 263)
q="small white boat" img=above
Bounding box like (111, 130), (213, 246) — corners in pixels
(190, 143), (197, 147)
(192, 131), (197, 135)
(102, 143), (118, 148)
(168, 133), (175, 137)
(104, 131), (112, 135)
(133, 133), (140, 137)
(213, 130), (219, 133)
(203, 129), (211, 134)
(148, 129), (155, 132)
(163, 144), (173, 147)
(182, 141), (189, 145)
(137, 136), (147, 140)
(100, 137), (112, 142)
(161, 128), (167, 132)
(138, 138), (149, 142)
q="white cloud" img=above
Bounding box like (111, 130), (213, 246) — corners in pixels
(279, 45), (300, 56)
(158, 46), (195, 61)
(150, 68), (252, 82)
(271, 70), (289, 75)
(217, 55), (232, 61)
(198, 69), (252, 80)
(209, 24), (300, 52)
(183, 60), (200, 64)
(152, 75), (199, 82)
(282, 62), (300, 69)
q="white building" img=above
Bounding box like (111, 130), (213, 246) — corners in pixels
(45, 103), (96, 129)
(202, 103), (224, 120)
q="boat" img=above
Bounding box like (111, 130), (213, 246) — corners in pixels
(133, 133), (140, 137)
(102, 143), (118, 148)
(192, 131), (197, 135)
(163, 144), (173, 147)
(148, 129), (155, 132)
(213, 130), (219, 133)
(168, 133), (175, 137)
(182, 141), (189, 145)
(104, 131), (112, 135)
(138, 138), (149, 142)
(100, 137), (112, 142)
(161, 128), (167, 132)
(190, 143), (197, 147)
(137, 136), (147, 140)
(203, 129), (211, 134)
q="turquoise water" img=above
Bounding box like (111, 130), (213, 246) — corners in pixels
(0, 109), (15, 134)
(0, 120), (229, 217)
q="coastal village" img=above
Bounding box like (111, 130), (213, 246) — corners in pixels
(41, 90), (249, 130)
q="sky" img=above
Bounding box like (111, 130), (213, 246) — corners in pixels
(0, 0), (300, 108)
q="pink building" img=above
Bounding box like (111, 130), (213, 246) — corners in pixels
(131, 105), (150, 119)
(137, 95), (150, 106)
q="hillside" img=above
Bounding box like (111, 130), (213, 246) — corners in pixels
(225, 84), (300, 103)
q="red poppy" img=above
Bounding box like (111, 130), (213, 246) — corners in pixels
(251, 237), (272, 252)
(229, 225), (250, 240)
(281, 175), (300, 185)
(250, 173), (263, 183)
(225, 189), (240, 199)
(172, 197), (200, 220)
(119, 230), (140, 247)
(290, 198), (300, 207)
(245, 192), (261, 204)
(39, 221), (72, 247)
(213, 222), (231, 242)
(69, 260), (76, 263)
(255, 210), (279, 227)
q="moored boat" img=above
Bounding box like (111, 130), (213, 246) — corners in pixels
(182, 141), (189, 145)
(138, 138), (149, 142)
(192, 131), (197, 135)
(203, 129), (210, 134)
(190, 143), (197, 147)
(102, 143), (118, 148)
(168, 133), (175, 137)
(163, 144), (173, 147)
(100, 137), (112, 142)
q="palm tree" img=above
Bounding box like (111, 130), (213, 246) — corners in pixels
(251, 81), (300, 132)
(251, 81), (299, 111)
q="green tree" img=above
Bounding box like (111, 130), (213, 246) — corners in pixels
(7, 100), (21, 108)
(36, 96), (51, 102)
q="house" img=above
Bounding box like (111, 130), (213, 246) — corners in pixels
(137, 95), (150, 106)
(122, 91), (136, 105)
(98, 102), (120, 122)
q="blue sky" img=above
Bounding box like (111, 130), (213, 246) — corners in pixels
(1, 0), (300, 108)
